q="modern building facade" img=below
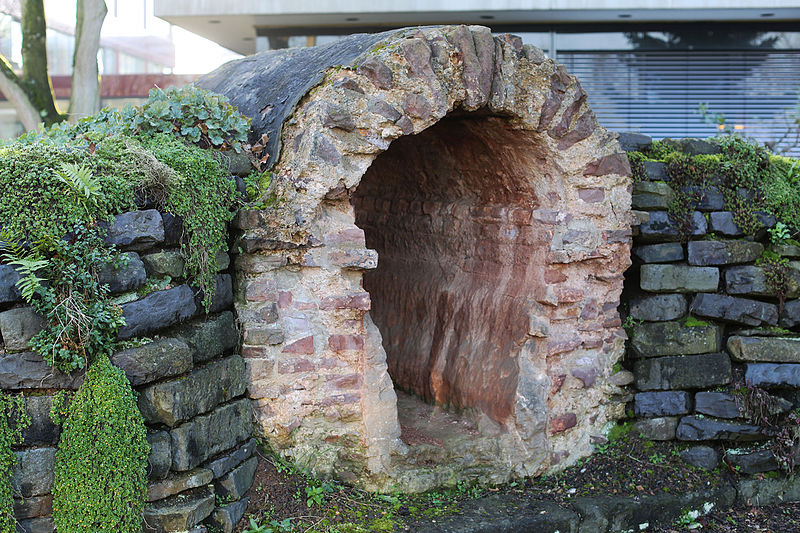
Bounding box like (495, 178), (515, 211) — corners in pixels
(154, 0), (800, 152)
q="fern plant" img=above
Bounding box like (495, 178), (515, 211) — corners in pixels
(0, 231), (48, 302)
(56, 162), (101, 217)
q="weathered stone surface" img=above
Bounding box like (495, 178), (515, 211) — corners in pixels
(631, 320), (720, 357)
(13, 447), (55, 497)
(629, 294), (687, 322)
(18, 517), (54, 533)
(147, 430), (172, 480)
(782, 299), (800, 329)
(171, 312), (238, 363)
(204, 438), (258, 479)
(162, 212), (185, 245)
(217, 150), (253, 176)
(709, 211), (744, 237)
(639, 210), (706, 241)
(99, 252), (147, 293)
(687, 240), (763, 266)
(22, 395), (60, 445)
(632, 242), (684, 263)
(608, 370), (634, 387)
(725, 264), (800, 298)
(680, 446), (720, 470)
(643, 160), (667, 181)
(634, 391), (691, 417)
(214, 456), (257, 500)
(204, 496), (249, 533)
(728, 336), (800, 363)
(170, 398), (253, 471)
(725, 449), (778, 474)
(0, 307), (44, 351)
(111, 338), (192, 386)
(676, 416), (764, 441)
(138, 355), (247, 427)
(143, 485), (215, 533)
(105, 209), (165, 251)
(142, 250), (186, 278)
(681, 185), (724, 211)
(690, 294), (778, 327)
(661, 137), (721, 156)
(634, 353), (732, 391)
(695, 392), (740, 418)
(775, 244), (800, 258)
(640, 264), (719, 293)
(737, 476), (800, 506)
(14, 494), (52, 520)
(199, 274), (233, 314)
(147, 468), (213, 502)
(0, 264), (21, 304)
(634, 416), (678, 440)
(618, 132), (651, 152)
(745, 363), (800, 388)
(0, 352), (83, 390)
(118, 285), (198, 339)
(631, 181), (673, 210)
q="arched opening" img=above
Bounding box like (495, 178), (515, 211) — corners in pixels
(353, 112), (563, 446)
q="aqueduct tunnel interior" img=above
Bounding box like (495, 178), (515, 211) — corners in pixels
(353, 112), (560, 428)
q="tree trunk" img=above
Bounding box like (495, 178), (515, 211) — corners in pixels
(21, 0), (61, 125)
(0, 56), (41, 131)
(69, 0), (107, 122)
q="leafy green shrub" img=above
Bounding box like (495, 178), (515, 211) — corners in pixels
(52, 354), (149, 533)
(0, 393), (30, 533)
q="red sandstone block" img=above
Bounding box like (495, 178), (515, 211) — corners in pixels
(578, 187), (605, 203)
(325, 228), (366, 245)
(278, 291), (293, 308)
(320, 293), (371, 311)
(510, 208), (533, 226)
(281, 336), (315, 355)
(326, 373), (362, 389)
(242, 345), (270, 358)
(328, 334), (364, 352)
(245, 279), (278, 302)
(603, 317), (623, 328)
(319, 393), (361, 407)
(556, 287), (584, 303)
(548, 339), (581, 356)
(583, 153), (631, 177)
(550, 374), (566, 395)
(550, 413), (578, 434)
(544, 269), (567, 284)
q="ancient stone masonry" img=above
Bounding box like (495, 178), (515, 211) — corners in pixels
(623, 134), (800, 475)
(2, 209), (253, 533)
(198, 25), (632, 491)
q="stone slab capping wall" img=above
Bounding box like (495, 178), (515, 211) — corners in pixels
(622, 133), (800, 474)
(1, 209), (254, 533)
(198, 25), (632, 491)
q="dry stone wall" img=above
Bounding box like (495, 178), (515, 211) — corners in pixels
(1, 209), (254, 533)
(622, 133), (800, 474)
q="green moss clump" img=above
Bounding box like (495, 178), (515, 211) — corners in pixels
(683, 316), (710, 328)
(0, 393), (30, 533)
(52, 354), (149, 533)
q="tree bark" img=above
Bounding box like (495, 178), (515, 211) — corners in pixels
(21, 0), (61, 125)
(69, 0), (107, 122)
(0, 55), (41, 131)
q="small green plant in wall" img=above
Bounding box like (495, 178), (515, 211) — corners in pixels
(0, 393), (30, 533)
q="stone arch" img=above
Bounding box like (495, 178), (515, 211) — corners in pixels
(198, 25), (632, 491)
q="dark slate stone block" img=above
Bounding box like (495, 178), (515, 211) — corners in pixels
(725, 449), (779, 474)
(643, 161), (668, 181)
(695, 392), (740, 419)
(147, 430), (172, 481)
(725, 264), (800, 299)
(629, 294), (687, 322)
(618, 132), (652, 152)
(98, 252), (146, 293)
(111, 338), (192, 386)
(680, 446), (720, 470)
(162, 212), (185, 246)
(142, 485), (215, 533)
(13, 447), (55, 498)
(18, 516), (54, 533)
(661, 137), (721, 156)
(631, 320), (721, 357)
(676, 416), (764, 441)
(683, 186), (725, 211)
(781, 299), (800, 329)
(171, 312), (238, 363)
(639, 210), (707, 241)
(204, 496), (249, 533)
(640, 264), (719, 293)
(690, 293), (778, 327)
(728, 336), (800, 363)
(22, 395), (60, 445)
(709, 211), (743, 237)
(634, 417), (678, 440)
(105, 209), (165, 252)
(118, 285), (198, 339)
(0, 307), (44, 351)
(0, 352), (83, 390)
(203, 438), (258, 479)
(687, 240), (763, 266)
(634, 391), (691, 417)
(213, 456), (257, 500)
(632, 242), (684, 263)
(0, 264), (21, 304)
(13, 494), (52, 520)
(632, 181), (673, 210)
(745, 363), (800, 388)
(634, 352), (732, 391)
(194, 274), (233, 314)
